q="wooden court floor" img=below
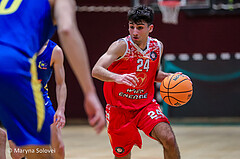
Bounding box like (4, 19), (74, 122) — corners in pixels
(5, 123), (240, 159)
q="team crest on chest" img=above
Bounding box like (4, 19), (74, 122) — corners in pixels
(150, 51), (157, 61)
(38, 61), (48, 69)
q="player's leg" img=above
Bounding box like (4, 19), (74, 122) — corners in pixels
(50, 124), (65, 159)
(44, 102), (65, 159)
(138, 101), (180, 159)
(8, 140), (25, 159)
(106, 105), (142, 159)
(151, 122), (180, 159)
(0, 128), (7, 159)
(115, 152), (131, 159)
(20, 145), (53, 159)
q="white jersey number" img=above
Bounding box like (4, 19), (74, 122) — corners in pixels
(148, 109), (165, 120)
(137, 59), (149, 72)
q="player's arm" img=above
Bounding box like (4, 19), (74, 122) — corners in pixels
(155, 42), (171, 83)
(92, 40), (126, 82)
(51, 46), (67, 129)
(155, 60), (171, 83)
(54, 0), (94, 94)
(53, 0), (105, 134)
(92, 40), (139, 87)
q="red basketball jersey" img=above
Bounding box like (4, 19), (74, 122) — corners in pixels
(103, 35), (163, 110)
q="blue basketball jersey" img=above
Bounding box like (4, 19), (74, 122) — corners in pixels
(0, 0), (57, 146)
(37, 40), (56, 96)
(37, 40), (57, 127)
(0, 0), (56, 58)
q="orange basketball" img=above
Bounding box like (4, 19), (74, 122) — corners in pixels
(160, 73), (193, 107)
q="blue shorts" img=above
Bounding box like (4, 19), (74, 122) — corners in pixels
(43, 95), (55, 126)
(0, 44), (50, 146)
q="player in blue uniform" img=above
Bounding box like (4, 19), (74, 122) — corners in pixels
(0, 0), (105, 158)
(8, 40), (66, 159)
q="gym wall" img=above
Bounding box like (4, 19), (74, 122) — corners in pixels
(49, 0), (240, 119)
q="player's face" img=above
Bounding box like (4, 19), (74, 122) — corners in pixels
(128, 21), (153, 46)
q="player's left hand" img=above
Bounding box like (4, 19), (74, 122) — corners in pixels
(54, 108), (66, 129)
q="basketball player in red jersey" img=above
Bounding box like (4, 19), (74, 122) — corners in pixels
(92, 5), (180, 159)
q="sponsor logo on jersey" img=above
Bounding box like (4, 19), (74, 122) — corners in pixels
(136, 73), (147, 88)
(118, 91), (148, 99)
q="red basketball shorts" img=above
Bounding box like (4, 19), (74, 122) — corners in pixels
(105, 101), (170, 157)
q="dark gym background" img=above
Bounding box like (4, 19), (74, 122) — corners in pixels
(49, 0), (240, 120)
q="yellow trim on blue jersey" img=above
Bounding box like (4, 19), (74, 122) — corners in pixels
(44, 84), (48, 91)
(30, 54), (45, 132)
(0, 0), (23, 15)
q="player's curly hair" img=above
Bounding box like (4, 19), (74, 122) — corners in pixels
(127, 5), (154, 26)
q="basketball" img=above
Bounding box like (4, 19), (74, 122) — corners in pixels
(160, 73), (193, 107)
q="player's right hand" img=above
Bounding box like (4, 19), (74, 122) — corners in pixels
(84, 91), (105, 134)
(114, 72), (139, 87)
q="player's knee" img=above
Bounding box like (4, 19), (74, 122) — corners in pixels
(155, 130), (176, 150)
(161, 133), (176, 149)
